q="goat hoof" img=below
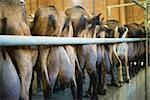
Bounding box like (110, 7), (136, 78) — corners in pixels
(84, 91), (91, 98)
(77, 97), (83, 100)
(97, 89), (107, 95)
(132, 74), (135, 77)
(135, 71), (138, 74)
(112, 83), (119, 87)
(37, 87), (41, 92)
(125, 79), (130, 83)
(111, 81), (118, 87)
(83, 75), (85, 79)
(115, 82), (122, 87)
(97, 89), (101, 95)
(101, 89), (107, 95)
(119, 80), (123, 83)
(44, 95), (52, 100)
(119, 84), (122, 87)
(91, 95), (98, 100)
(119, 81), (123, 86)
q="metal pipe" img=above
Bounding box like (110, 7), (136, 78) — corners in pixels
(144, 0), (150, 100)
(132, 0), (146, 10)
(0, 35), (146, 46)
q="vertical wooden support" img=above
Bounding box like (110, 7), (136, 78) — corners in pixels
(29, 0), (32, 13)
(37, 0), (39, 8)
(92, 0), (95, 15)
(104, 0), (107, 20)
(62, 0), (64, 10)
(119, 0), (126, 24)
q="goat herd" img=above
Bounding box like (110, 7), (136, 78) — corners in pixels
(0, 0), (149, 100)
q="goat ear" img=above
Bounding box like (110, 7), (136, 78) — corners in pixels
(95, 13), (101, 19)
(101, 17), (104, 21)
(94, 13), (101, 21)
(97, 13), (102, 17)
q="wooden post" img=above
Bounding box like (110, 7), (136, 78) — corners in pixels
(119, 0), (126, 24)
(92, 0), (95, 15)
(62, 0), (64, 10)
(104, 0), (107, 20)
(29, 0), (32, 13)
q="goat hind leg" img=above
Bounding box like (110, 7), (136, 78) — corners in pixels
(125, 58), (130, 83)
(75, 68), (83, 100)
(70, 77), (77, 100)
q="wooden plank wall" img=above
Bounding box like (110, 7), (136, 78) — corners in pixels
(26, 0), (144, 24)
(125, 0), (144, 24)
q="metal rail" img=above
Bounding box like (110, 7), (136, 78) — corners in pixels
(0, 35), (146, 46)
(144, 0), (150, 100)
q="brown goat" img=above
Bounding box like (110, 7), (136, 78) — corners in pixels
(0, 0), (33, 99)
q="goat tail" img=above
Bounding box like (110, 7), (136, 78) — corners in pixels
(48, 15), (56, 29)
(1, 18), (7, 59)
(1, 17), (7, 35)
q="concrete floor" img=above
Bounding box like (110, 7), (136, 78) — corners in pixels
(105, 67), (150, 100)
(32, 67), (150, 100)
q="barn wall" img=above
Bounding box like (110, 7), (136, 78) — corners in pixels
(124, 0), (144, 24)
(26, 0), (144, 24)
